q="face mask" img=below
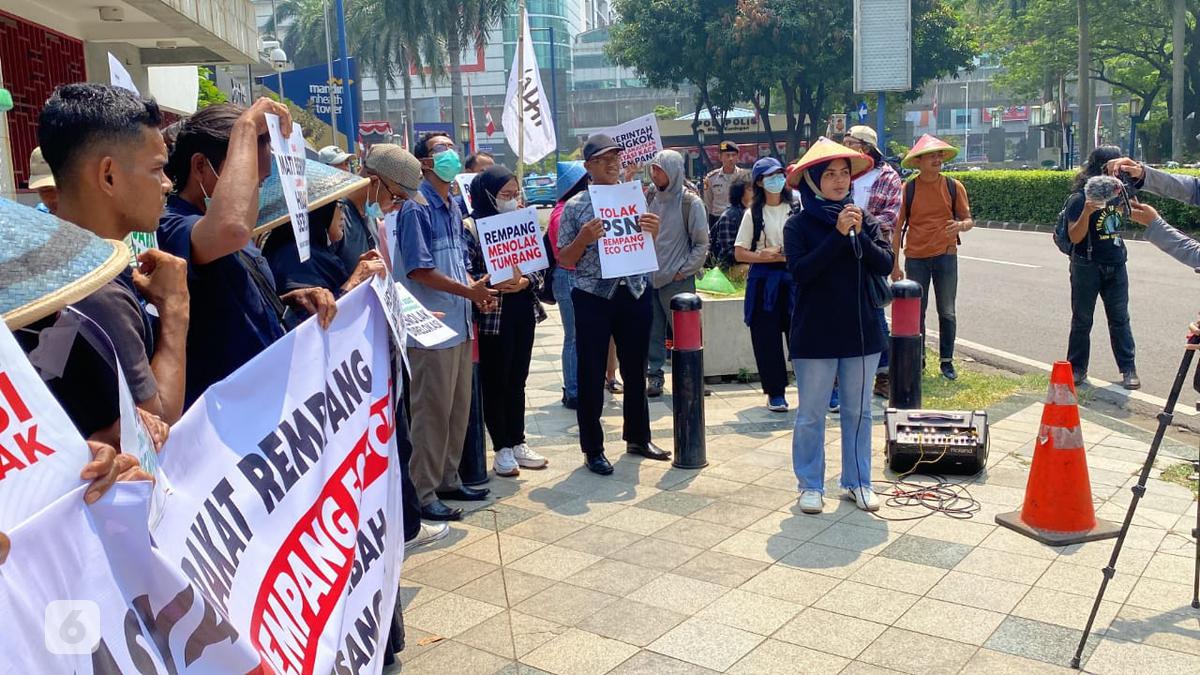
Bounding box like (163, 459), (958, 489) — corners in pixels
(496, 197), (519, 213)
(365, 181), (385, 220)
(200, 157), (221, 211)
(432, 150), (463, 182)
(763, 174), (786, 194)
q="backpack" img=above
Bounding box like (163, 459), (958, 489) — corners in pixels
(900, 176), (960, 249)
(1053, 192), (1093, 258)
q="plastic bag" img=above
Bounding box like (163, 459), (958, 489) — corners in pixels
(695, 267), (737, 295)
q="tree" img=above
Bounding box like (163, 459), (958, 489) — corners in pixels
(198, 69), (227, 109)
(261, 0), (332, 69)
(428, 0), (508, 141)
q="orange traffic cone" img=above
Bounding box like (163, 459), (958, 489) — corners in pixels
(995, 362), (1120, 546)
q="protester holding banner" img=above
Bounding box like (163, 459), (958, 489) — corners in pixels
(397, 132), (499, 519)
(645, 149), (709, 398)
(465, 166), (550, 476)
(784, 139), (892, 514)
(548, 160), (589, 410)
(734, 157), (797, 413)
(26, 84), (190, 437)
(557, 133), (669, 475)
(161, 100), (338, 405)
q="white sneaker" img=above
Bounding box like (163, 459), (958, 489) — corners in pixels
(798, 490), (824, 514)
(512, 443), (548, 469)
(406, 522), (449, 549)
(493, 447), (520, 477)
(844, 486), (880, 512)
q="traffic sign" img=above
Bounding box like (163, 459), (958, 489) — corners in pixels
(857, 102), (869, 122)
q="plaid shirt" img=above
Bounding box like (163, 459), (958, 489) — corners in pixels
(465, 219), (546, 336)
(708, 204), (745, 269)
(862, 163), (903, 244)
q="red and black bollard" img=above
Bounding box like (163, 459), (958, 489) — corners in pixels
(459, 327), (489, 485)
(670, 293), (707, 469)
(889, 280), (924, 409)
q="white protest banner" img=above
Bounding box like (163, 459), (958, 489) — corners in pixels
(265, 113), (311, 262)
(454, 173), (477, 213)
(589, 181), (659, 279)
(151, 284), (404, 675)
(107, 53), (139, 95)
(393, 280), (458, 347)
(0, 483), (265, 672)
(474, 206), (548, 283)
(0, 321), (92, 531)
(602, 113), (663, 169)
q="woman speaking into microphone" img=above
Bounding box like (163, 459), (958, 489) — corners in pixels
(784, 138), (894, 514)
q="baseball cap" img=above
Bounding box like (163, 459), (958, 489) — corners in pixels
(718, 140), (739, 153)
(751, 157), (784, 182)
(583, 133), (622, 161)
(28, 147), (54, 190)
(846, 126), (878, 149)
(317, 145), (353, 166)
(364, 144), (423, 194)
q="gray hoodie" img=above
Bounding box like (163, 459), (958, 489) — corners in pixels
(1138, 165), (1200, 268)
(647, 149), (709, 288)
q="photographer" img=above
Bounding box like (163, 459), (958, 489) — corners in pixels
(1063, 146), (1139, 390)
(1107, 157), (1200, 269)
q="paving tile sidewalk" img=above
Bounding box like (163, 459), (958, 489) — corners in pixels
(392, 308), (1199, 675)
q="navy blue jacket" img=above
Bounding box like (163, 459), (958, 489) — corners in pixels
(784, 209), (893, 358)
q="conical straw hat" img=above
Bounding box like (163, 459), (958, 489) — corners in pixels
(901, 134), (959, 170)
(255, 159), (370, 235)
(785, 137), (875, 188)
(0, 198), (129, 329)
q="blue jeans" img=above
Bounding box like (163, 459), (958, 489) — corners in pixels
(1068, 257), (1135, 374)
(905, 254), (957, 361)
(876, 307), (889, 373)
(554, 268), (578, 399)
(791, 354), (881, 492)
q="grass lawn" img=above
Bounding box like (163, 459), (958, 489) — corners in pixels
(921, 349), (1049, 410)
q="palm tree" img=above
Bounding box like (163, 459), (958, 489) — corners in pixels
(261, 0), (331, 69)
(428, 0), (509, 139)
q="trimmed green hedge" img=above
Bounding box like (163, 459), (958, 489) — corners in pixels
(944, 169), (1200, 230)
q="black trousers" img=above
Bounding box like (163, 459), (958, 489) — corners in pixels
(573, 286), (652, 455)
(747, 283), (791, 398)
(478, 292), (536, 449)
(395, 385), (421, 541)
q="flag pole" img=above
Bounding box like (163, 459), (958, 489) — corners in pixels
(517, 0), (526, 187)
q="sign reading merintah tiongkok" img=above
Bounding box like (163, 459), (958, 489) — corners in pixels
(589, 181), (659, 279)
(474, 206), (549, 283)
(601, 113), (663, 169)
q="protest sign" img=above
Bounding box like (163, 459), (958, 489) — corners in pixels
(370, 271), (409, 373)
(0, 322), (92, 531)
(1, 483), (265, 672)
(107, 53), (139, 95)
(603, 113), (663, 169)
(454, 173), (477, 212)
(473, 206), (548, 283)
(589, 181), (659, 279)
(150, 284), (403, 675)
(265, 113), (311, 262)
(393, 280), (458, 347)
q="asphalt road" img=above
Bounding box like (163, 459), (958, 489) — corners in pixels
(930, 228), (1199, 401)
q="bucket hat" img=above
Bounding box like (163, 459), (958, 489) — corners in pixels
(364, 144), (423, 194)
(256, 159), (369, 234)
(901, 134), (959, 170)
(785, 137), (874, 188)
(0, 198), (128, 329)
(556, 161), (586, 200)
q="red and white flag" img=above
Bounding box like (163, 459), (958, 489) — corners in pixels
(485, 107), (495, 136)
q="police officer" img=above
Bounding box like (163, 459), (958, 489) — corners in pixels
(703, 141), (751, 227)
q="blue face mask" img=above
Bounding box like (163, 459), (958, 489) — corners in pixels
(365, 181), (385, 220)
(763, 174), (786, 194)
(433, 150), (463, 182)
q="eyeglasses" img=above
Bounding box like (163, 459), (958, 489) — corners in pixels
(431, 142), (456, 154)
(497, 189), (521, 200)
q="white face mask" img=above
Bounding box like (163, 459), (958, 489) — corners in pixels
(496, 197), (519, 213)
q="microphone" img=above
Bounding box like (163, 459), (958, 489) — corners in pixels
(1084, 175), (1124, 205)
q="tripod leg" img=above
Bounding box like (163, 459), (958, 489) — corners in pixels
(1070, 346), (1196, 669)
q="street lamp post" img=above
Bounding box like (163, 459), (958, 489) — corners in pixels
(961, 82), (970, 163)
(1128, 97), (1142, 159)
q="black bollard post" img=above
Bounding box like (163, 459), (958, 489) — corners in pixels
(889, 280), (924, 409)
(670, 293), (707, 469)
(459, 329), (489, 486)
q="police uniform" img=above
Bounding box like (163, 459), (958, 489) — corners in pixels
(703, 141), (750, 225)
